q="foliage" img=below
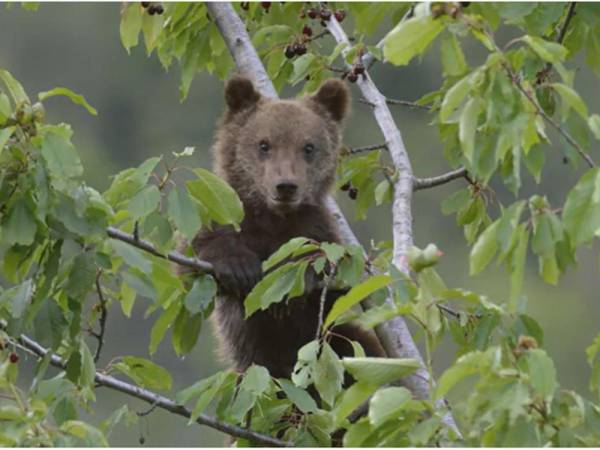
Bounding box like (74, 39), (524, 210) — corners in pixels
(1, 1), (600, 447)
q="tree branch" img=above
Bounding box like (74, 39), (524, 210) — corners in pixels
(325, 11), (461, 435)
(343, 142), (388, 155)
(504, 64), (595, 167)
(413, 167), (468, 191)
(93, 269), (108, 363)
(0, 321), (290, 448)
(106, 226), (214, 273)
(359, 97), (431, 110)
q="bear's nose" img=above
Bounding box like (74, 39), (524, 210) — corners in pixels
(276, 181), (298, 199)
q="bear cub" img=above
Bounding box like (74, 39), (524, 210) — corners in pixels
(192, 75), (385, 379)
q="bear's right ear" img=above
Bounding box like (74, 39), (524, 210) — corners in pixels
(225, 76), (261, 114)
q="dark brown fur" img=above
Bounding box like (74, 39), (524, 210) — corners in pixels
(192, 75), (385, 379)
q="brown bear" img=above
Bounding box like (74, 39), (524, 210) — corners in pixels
(191, 75), (385, 379)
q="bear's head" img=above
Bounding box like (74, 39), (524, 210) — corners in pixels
(215, 75), (350, 213)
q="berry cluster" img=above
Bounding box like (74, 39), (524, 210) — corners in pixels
(340, 182), (358, 200)
(141, 2), (164, 15)
(284, 5), (346, 60)
(342, 62), (365, 84)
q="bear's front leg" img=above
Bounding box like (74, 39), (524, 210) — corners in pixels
(192, 226), (263, 300)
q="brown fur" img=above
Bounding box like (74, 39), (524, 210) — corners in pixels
(192, 75), (385, 379)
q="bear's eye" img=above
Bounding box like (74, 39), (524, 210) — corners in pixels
(304, 143), (315, 156)
(259, 140), (270, 154)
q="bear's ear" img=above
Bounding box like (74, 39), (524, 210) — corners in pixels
(225, 75), (261, 113)
(309, 79), (350, 123)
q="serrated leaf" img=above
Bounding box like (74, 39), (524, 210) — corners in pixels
(41, 132), (83, 179)
(440, 32), (468, 77)
(552, 82), (588, 119)
(128, 185), (160, 219)
(0, 279), (33, 319)
(278, 379), (317, 413)
(526, 349), (556, 400)
(262, 237), (309, 271)
(240, 365), (270, 395)
(289, 54), (317, 86)
(522, 35), (567, 64)
(342, 357), (420, 386)
(244, 262), (303, 318)
(383, 15), (445, 66)
(435, 350), (490, 399)
(184, 275), (216, 314)
(167, 186), (202, 241)
(459, 97), (482, 162)
(324, 275), (392, 328)
(368, 386), (411, 426)
(187, 168), (243, 230)
(314, 343), (344, 406)
(470, 220), (499, 275)
(562, 168), (600, 246)
(2, 199), (37, 246)
(114, 356), (172, 391)
(149, 302), (180, 355)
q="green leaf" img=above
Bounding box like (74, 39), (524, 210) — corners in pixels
(435, 350), (491, 399)
(104, 157), (160, 208)
(120, 3), (143, 53)
(562, 168), (600, 246)
(289, 54), (317, 86)
(321, 242), (346, 264)
(368, 386), (412, 426)
(110, 240), (152, 275)
(278, 379), (317, 413)
(441, 188), (471, 215)
(0, 69), (29, 104)
(149, 302), (180, 355)
(459, 97), (482, 162)
(589, 114), (600, 140)
(38, 87), (97, 115)
(128, 185), (161, 219)
(2, 199), (37, 246)
(0, 279), (33, 319)
(587, 333), (600, 366)
(526, 349), (557, 400)
(262, 237), (309, 271)
(240, 365), (270, 395)
(172, 308), (203, 355)
(325, 275), (393, 327)
(383, 15), (445, 66)
(119, 282), (136, 317)
(470, 220), (499, 275)
(60, 421), (108, 447)
(509, 224), (529, 312)
(552, 82), (588, 119)
(333, 381), (377, 425)
(522, 35), (567, 64)
(0, 126), (15, 153)
(244, 262), (304, 318)
(79, 342), (96, 388)
(187, 168), (243, 230)
(114, 356), (172, 391)
(314, 343), (344, 406)
(342, 357), (420, 386)
(40, 131), (83, 179)
(440, 33), (468, 77)
(167, 186), (202, 241)
(184, 275), (216, 315)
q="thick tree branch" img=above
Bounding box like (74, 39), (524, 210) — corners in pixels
(0, 321), (290, 448)
(413, 167), (468, 191)
(106, 226), (214, 273)
(326, 12), (460, 434)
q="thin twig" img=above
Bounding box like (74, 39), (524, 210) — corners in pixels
(539, 2), (577, 81)
(93, 269), (108, 363)
(413, 167), (469, 191)
(360, 97), (431, 111)
(106, 227), (213, 273)
(343, 142), (388, 155)
(0, 321), (290, 447)
(504, 65), (595, 167)
(315, 267), (335, 341)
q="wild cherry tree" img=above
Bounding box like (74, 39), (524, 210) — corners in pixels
(1, 1), (600, 446)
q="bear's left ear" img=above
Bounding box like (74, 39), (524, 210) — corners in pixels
(225, 75), (261, 114)
(308, 79), (350, 123)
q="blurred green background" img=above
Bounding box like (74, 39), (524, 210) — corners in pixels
(1, 3), (599, 446)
